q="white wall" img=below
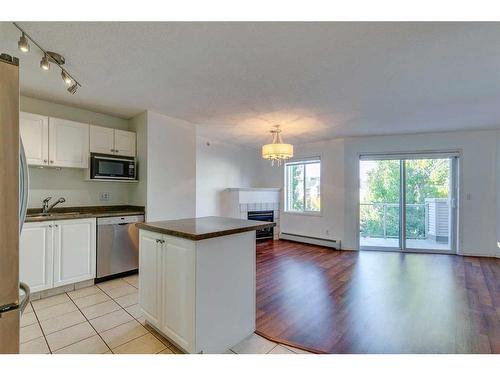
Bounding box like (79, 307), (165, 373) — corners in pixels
(261, 130), (500, 258)
(21, 96), (129, 130)
(129, 111), (147, 207)
(196, 137), (264, 217)
(21, 96), (135, 208)
(146, 111), (196, 221)
(27, 167), (130, 208)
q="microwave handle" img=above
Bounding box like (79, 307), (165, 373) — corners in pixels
(93, 155), (134, 162)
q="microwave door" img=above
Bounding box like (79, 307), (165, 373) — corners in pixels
(91, 155), (135, 179)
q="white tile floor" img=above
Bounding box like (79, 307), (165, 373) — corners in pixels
(20, 274), (312, 354)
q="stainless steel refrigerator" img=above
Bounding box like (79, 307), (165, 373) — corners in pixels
(0, 53), (30, 354)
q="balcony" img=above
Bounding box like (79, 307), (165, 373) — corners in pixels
(359, 199), (450, 250)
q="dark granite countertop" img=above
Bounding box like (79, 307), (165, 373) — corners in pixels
(136, 216), (275, 241)
(25, 205), (145, 222)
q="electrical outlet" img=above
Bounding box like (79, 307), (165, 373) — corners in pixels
(99, 192), (110, 201)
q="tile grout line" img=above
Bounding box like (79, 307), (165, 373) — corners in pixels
(28, 301), (53, 354)
(98, 277), (175, 353)
(65, 290), (114, 354)
(93, 280), (153, 353)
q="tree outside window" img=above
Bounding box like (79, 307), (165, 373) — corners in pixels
(285, 160), (321, 213)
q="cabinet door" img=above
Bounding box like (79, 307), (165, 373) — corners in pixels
(89, 125), (115, 154)
(20, 112), (49, 166)
(114, 129), (136, 157)
(161, 236), (196, 352)
(20, 222), (53, 292)
(138, 230), (162, 327)
(53, 218), (96, 287)
(49, 118), (89, 168)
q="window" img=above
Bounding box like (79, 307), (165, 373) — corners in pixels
(285, 159), (321, 213)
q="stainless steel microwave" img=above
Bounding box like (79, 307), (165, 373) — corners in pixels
(90, 153), (136, 180)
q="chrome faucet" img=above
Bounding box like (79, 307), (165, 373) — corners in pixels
(41, 196), (66, 215)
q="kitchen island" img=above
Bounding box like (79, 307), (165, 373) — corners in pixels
(136, 216), (275, 354)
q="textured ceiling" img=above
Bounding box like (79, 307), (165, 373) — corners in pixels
(1, 22), (500, 147)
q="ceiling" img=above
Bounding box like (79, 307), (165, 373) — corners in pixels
(2, 22), (500, 147)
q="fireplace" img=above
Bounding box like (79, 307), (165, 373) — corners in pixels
(248, 210), (274, 240)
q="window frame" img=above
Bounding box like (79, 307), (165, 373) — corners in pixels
(284, 157), (322, 216)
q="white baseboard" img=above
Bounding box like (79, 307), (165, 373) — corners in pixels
(279, 232), (341, 249)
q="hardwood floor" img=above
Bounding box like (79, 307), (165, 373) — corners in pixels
(255, 240), (500, 354)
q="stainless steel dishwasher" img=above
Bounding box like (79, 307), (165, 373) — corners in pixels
(96, 215), (144, 281)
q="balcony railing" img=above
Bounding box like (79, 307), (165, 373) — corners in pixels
(360, 202), (427, 240)
(360, 199), (450, 242)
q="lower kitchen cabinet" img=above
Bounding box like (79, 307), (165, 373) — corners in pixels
(138, 230), (162, 327)
(53, 219), (96, 287)
(138, 229), (255, 353)
(139, 230), (196, 352)
(19, 222), (53, 293)
(20, 218), (96, 293)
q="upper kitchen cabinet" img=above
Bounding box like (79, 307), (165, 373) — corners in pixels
(20, 112), (49, 166)
(114, 129), (136, 157)
(89, 125), (114, 154)
(90, 125), (136, 157)
(49, 118), (90, 168)
(20, 113), (90, 169)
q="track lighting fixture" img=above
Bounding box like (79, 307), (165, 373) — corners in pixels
(12, 22), (82, 94)
(67, 83), (78, 95)
(40, 54), (50, 71)
(18, 32), (30, 53)
(61, 70), (72, 85)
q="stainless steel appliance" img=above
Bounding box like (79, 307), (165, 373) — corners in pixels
(96, 215), (144, 281)
(90, 153), (136, 180)
(0, 53), (30, 354)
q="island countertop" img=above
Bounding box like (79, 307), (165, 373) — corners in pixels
(136, 216), (275, 241)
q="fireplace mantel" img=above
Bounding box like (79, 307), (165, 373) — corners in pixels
(225, 187), (281, 192)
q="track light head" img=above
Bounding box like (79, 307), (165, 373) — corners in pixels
(67, 83), (78, 95)
(61, 70), (72, 86)
(18, 32), (30, 53)
(40, 54), (50, 71)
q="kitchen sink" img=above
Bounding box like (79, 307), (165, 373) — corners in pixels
(27, 211), (82, 218)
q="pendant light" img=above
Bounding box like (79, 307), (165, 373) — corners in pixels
(18, 32), (30, 53)
(261, 125), (294, 166)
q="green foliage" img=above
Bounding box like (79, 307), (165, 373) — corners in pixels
(361, 159), (449, 239)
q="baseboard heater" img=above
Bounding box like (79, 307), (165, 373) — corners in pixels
(280, 232), (341, 249)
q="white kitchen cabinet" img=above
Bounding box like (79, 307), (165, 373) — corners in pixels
(114, 129), (136, 157)
(49, 118), (89, 168)
(138, 230), (162, 328)
(52, 218), (96, 287)
(139, 229), (254, 353)
(19, 218), (96, 293)
(160, 238), (196, 350)
(20, 112), (49, 166)
(19, 222), (53, 293)
(89, 125), (136, 157)
(89, 125), (115, 154)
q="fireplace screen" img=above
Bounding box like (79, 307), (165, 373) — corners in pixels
(248, 210), (274, 240)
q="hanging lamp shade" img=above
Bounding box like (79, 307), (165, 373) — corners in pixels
(261, 125), (293, 166)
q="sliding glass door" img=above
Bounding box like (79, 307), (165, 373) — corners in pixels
(360, 159), (401, 250)
(359, 154), (458, 253)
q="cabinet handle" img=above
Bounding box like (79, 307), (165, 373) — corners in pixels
(43, 159), (48, 164)
(50, 160), (54, 164)
(54, 224), (59, 228)
(48, 224), (52, 228)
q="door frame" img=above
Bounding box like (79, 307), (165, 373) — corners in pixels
(358, 151), (460, 255)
